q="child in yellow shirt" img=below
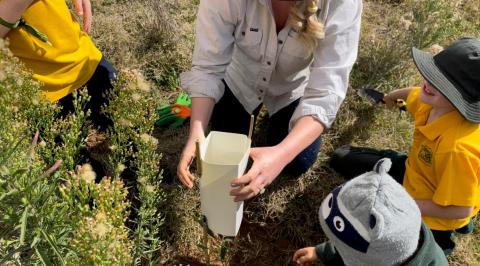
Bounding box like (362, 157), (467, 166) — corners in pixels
(0, 0), (116, 132)
(329, 37), (480, 255)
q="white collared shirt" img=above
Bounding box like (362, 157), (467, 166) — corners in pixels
(180, 0), (362, 129)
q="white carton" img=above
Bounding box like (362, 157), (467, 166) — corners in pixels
(199, 131), (251, 236)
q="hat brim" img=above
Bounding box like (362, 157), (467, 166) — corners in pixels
(412, 47), (480, 123)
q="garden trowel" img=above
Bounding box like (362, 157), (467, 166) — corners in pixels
(356, 86), (406, 111)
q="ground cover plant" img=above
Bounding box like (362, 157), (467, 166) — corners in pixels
(1, 0), (479, 265)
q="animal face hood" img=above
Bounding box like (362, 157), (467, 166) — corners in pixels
(319, 158), (421, 266)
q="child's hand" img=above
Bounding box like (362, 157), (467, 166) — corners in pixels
(293, 247), (318, 266)
(383, 93), (398, 110)
(73, 0), (92, 34)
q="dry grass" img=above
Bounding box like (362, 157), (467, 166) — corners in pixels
(89, 0), (480, 264)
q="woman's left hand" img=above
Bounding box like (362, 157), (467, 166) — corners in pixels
(73, 0), (92, 34)
(230, 146), (289, 202)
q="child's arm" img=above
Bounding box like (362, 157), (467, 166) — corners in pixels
(0, 0), (34, 38)
(416, 199), (474, 219)
(383, 87), (413, 110)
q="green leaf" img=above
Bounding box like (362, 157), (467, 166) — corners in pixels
(35, 246), (53, 266)
(19, 206), (29, 246)
(0, 135), (27, 166)
(0, 188), (18, 201)
(219, 238), (233, 261)
(12, 168), (28, 177)
(31, 236), (41, 248)
(0, 165), (10, 176)
(219, 244), (227, 261)
(40, 229), (65, 265)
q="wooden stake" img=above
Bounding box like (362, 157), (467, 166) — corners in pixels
(202, 216), (210, 266)
(248, 114), (254, 139)
(195, 139), (202, 176)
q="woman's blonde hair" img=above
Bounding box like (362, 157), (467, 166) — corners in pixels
(287, 0), (325, 51)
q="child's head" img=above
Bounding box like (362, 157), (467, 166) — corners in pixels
(412, 37), (480, 123)
(319, 158), (421, 265)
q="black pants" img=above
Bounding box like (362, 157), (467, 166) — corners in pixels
(58, 56), (117, 132)
(329, 145), (472, 256)
(210, 82), (322, 176)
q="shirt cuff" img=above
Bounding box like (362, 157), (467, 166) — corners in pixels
(180, 71), (225, 102)
(289, 92), (342, 130)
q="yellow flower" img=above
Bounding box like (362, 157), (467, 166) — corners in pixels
(140, 133), (158, 146)
(116, 163), (126, 173)
(94, 222), (109, 237)
(118, 118), (133, 127)
(137, 78), (150, 92)
(131, 93), (141, 101)
(144, 184), (155, 193)
(77, 163), (96, 183)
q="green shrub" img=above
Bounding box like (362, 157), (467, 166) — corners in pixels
(0, 38), (134, 265)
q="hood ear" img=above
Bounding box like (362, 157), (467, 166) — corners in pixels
(373, 158), (392, 175)
(369, 208), (385, 240)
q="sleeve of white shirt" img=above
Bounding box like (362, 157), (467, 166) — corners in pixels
(180, 0), (239, 102)
(290, 0), (362, 129)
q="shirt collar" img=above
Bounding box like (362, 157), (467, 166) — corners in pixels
(417, 110), (463, 141)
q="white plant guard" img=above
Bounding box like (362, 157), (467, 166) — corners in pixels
(199, 131), (251, 236)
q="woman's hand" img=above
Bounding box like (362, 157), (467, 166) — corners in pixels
(292, 247), (318, 266)
(73, 0), (92, 33)
(177, 138), (200, 188)
(176, 97), (214, 188)
(230, 145), (289, 202)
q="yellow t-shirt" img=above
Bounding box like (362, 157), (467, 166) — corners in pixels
(403, 87), (480, 231)
(6, 0), (102, 101)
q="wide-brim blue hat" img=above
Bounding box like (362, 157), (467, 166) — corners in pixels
(412, 37), (480, 123)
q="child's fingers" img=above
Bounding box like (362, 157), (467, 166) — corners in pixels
(82, 0), (92, 34)
(73, 0), (83, 15)
(292, 249), (306, 262)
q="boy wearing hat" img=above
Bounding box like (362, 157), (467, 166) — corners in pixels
(293, 158), (448, 265)
(329, 37), (480, 255)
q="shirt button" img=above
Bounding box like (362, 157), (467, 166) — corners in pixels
(242, 31), (245, 36)
(267, 61), (271, 65)
(278, 40), (283, 44)
(262, 77), (266, 81)
(260, 89), (264, 93)
(258, 97), (262, 100)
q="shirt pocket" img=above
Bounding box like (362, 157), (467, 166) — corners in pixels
(236, 27), (263, 61)
(281, 30), (311, 59)
(277, 30), (313, 74)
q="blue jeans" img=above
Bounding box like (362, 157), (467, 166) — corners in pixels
(210, 82), (322, 176)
